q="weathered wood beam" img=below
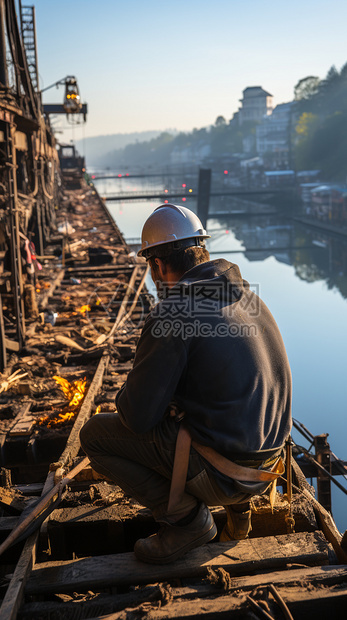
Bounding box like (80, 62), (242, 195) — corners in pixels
(19, 565), (347, 620)
(8, 403), (33, 437)
(0, 533), (37, 620)
(0, 487), (30, 514)
(26, 531), (331, 594)
(92, 585), (347, 619)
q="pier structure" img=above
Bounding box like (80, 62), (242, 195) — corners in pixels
(0, 178), (345, 619)
(0, 2), (346, 618)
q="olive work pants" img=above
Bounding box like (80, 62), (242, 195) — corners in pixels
(80, 413), (255, 520)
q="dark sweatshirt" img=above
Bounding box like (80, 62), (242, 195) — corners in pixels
(116, 258), (292, 461)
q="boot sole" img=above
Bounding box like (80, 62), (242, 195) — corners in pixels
(134, 522), (218, 565)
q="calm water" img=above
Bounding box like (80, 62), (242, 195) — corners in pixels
(95, 174), (347, 531)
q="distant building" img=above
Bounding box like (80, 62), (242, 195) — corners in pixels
(309, 184), (347, 225)
(242, 134), (256, 155)
(256, 102), (293, 167)
(263, 170), (295, 186)
(170, 143), (210, 165)
(238, 87), (273, 126)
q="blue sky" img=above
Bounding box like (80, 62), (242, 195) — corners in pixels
(30, 0), (347, 139)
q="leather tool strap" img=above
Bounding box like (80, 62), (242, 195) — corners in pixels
(167, 425), (192, 514)
(192, 442), (284, 482)
(167, 424), (284, 514)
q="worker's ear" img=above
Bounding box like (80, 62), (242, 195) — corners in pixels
(155, 257), (167, 277)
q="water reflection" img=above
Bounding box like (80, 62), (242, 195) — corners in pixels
(95, 175), (347, 529)
(208, 213), (347, 300)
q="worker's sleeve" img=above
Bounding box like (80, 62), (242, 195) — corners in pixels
(115, 314), (188, 433)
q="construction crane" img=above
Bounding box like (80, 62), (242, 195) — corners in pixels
(42, 75), (88, 123)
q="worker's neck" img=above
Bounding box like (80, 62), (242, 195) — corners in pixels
(164, 269), (183, 288)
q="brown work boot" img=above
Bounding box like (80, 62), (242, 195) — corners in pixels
(220, 503), (252, 541)
(134, 503), (217, 564)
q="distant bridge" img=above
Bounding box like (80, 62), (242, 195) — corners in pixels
(91, 172), (187, 180)
(104, 188), (293, 202)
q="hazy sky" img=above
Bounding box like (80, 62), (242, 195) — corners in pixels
(32, 0), (347, 140)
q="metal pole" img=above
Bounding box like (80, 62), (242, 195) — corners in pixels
(286, 437), (293, 503)
(5, 121), (26, 347)
(0, 0), (8, 87)
(197, 168), (211, 229)
(314, 433), (332, 513)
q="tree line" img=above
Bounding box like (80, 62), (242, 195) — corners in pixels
(98, 63), (347, 181)
(294, 63), (347, 180)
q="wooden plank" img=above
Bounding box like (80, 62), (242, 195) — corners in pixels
(298, 485), (347, 563)
(8, 403), (34, 437)
(0, 487), (29, 513)
(0, 533), (37, 620)
(203, 563), (347, 591)
(20, 566), (347, 620)
(0, 472), (56, 620)
(19, 586), (165, 619)
(59, 354), (109, 467)
(87, 584), (347, 619)
(4, 338), (20, 352)
(26, 531), (331, 594)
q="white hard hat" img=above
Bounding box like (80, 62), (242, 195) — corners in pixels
(138, 203), (210, 258)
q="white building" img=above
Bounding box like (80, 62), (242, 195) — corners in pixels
(238, 87), (273, 125)
(256, 102), (293, 166)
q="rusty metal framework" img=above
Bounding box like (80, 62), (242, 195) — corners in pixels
(19, 2), (39, 92)
(0, 0), (61, 370)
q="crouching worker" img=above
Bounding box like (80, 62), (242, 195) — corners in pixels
(80, 204), (292, 564)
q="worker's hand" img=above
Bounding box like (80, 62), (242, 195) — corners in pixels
(168, 402), (185, 421)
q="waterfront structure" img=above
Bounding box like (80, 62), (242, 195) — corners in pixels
(256, 102), (293, 167)
(238, 87), (273, 126)
(309, 184), (347, 225)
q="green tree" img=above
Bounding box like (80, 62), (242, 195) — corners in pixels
(294, 76), (320, 101)
(215, 115), (227, 126)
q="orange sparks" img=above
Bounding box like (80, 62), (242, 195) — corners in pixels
(77, 305), (91, 314)
(37, 375), (88, 428)
(95, 405), (101, 415)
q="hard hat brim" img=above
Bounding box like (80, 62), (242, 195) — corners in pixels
(137, 233), (210, 257)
